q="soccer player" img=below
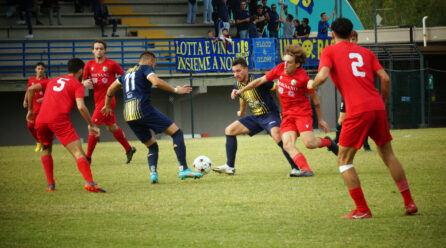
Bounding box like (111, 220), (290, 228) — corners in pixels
(26, 58), (106, 193)
(308, 17), (417, 218)
(212, 58), (302, 176)
(23, 62), (48, 152)
(82, 40), (136, 164)
(102, 51), (203, 184)
(233, 44), (339, 177)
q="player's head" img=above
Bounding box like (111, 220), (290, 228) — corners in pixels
(351, 30), (358, 44)
(293, 19), (299, 27)
(92, 40), (107, 59)
(271, 4), (276, 11)
(302, 18), (309, 26)
(321, 12), (326, 20)
(283, 44), (306, 75)
(222, 28), (229, 35)
(231, 57), (249, 83)
(67, 58), (85, 81)
(139, 51), (157, 67)
(35, 62), (45, 77)
(330, 17), (354, 40)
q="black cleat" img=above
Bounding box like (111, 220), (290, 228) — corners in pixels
(325, 136), (339, 156)
(126, 146), (136, 164)
(86, 156), (92, 164)
(363, 145), (372, 152)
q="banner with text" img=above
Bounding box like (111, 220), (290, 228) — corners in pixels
(252, 38), (275, 70)
(175, 39), (251, 73)
(277, 38), (334, 66)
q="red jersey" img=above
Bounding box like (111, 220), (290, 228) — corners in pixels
(27, 76), (48, 114)
(36, 75), (85, 123)
(319, 41), (385, 116)
(265, 63), (315, 116)
(83, 58), (124, 109)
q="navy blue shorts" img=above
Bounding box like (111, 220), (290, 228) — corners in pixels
(127, 108), (173, 143)
(238, 112), (281, 136)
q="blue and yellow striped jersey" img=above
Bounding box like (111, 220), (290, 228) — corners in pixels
(234, 74), (279, 116)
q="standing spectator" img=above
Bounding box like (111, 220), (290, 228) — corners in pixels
(248, 16), (258, 38)
(248, 0), (258, 15)
(296, 18), (310, 38)
(253, 5), (267, 38)
(317, 11), (335, 38)
(18, 0), (34, 38)
(93, 0), (119, 37)
(236, 1), (250, 38)
(267, 3), (279, 38)
(229, 0), (241, 20)
(216, 0), (230, 37)
(42, 0), (62, 25)
(203, 0), (213, 24)
(186, 0), (197, 24)
(279, 4), (293, 38)
(261, 0), (271, 16)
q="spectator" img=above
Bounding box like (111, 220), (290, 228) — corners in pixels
(93, 0), (119, 37)
(229, 0), (241, 20)
(267, 3), (279, 38)
(42, 0), (62, 25)
(293, 19), (300, 38)
(296, 18), (310, 38)
(253, 5), (267, 38)
(248, 15), (258, 38)
(203, 0), (213, 24)
(236, 1), (250, 38)
(6, 0), (15, 17)
(212, 1), (219, 37)
(186, 0), (197, 24)
(261, 0), (271, 17)
(248, 0), (258, 15)
(279, 4), (293, 38)
(317, 11), (335, 38)
(18, 0), (34, 39)
(207, 30), (215, 39)
(216, 0), (230, 37)
(218, 28), (232, 49)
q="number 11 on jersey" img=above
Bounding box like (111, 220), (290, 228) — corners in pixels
(124, 72), (136, 92)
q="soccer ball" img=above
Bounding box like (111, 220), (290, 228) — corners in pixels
(193, 155), (212, 175)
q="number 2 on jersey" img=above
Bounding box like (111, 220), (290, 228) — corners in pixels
(124, 72), (136, 92)
(349, 53), (366, 77)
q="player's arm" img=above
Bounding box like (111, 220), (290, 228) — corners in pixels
(102, 80), (122, 116)
(309, 91), (329, 133)
(279, 4), (285, 23)
(76, 97), (100, 136)
(376, 69), (390, 105)
(26, 84), (42, 122)
(307, 66), (330, 90)
(237, 98), (247, 117)
(148, 73), (192, 94)
(327, 11), (335, 21)
(23, 89), (29, 109)
(232, 75), (268, 99)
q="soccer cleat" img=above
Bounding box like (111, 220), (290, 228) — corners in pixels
(46, 183), (55, 191)
(212, 164), (236, 175)
(179, 168), (203, 179)
(325, 136), (339, 156)
(150, 172), (159, 184)
(363, 145), (372, 152)
(125, 146), (136, 164)
(289, 168), (301, 177)
(341, 209), (372, 219)
(35, 142), (43, 152)
(86, 156), (92, 164)
(404, 203), (418, 215)
(84, 182), (106, 193)
(289, 169), (313, 177)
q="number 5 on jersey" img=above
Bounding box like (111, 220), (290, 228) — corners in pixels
(53, 77), (68, 92)
(349, 53), (366, 77)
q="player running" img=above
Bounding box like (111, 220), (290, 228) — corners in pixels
(212, 58), (302, 176)
(23, 62), (49, 152)
(82, 40), (135, 164)
(308, 17), (417, 218)
(26, 58), (106, 193)
(233, 44), (338, 177)
(102, 51), (203, 184)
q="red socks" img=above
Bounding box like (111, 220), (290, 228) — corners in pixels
(112, 127), (131, 152)
(41, 155), (54, 185)
(318, 137), (331, 148)
(396, 178), (414, 206)
(349, 187), (370, 212)
(292, 153), (312, 172)
(76, 157), (93, 183)
(86, 133), (98, 158)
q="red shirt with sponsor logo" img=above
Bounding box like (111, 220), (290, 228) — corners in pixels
(83, 58), (124, 109)
(265, 63), (315, 116)
(27, 76), (48, 114)
(36, 75), (85, 123)
(319, 41), (385, 116)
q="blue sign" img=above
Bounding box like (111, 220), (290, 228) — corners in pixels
(252, 38), (276, 70)
(277, 38), (334, 66)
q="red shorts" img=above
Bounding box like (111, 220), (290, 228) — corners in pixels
(36, 120), (79, 146)
(340, 110), (392, 149)
(280, 114), (313, 136)
(92, 106), (116, 126)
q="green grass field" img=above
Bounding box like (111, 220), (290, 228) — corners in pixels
(1, 128), (445, 247)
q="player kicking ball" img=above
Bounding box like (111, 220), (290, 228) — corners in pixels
(212, 58), (302, 176)
(308, 17), (417, 218)
(27, 58), (106, 193)
(233, 44), (338, 177)
(102, 51), (203, 184)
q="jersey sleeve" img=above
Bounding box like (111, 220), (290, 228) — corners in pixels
(39, 78), (50, 91)
(74, 81), (85, 98)
(318, 46), (333, 70)
(116, 73), (124, 85)
(113, 61), (125, 75)
(142, 65), (155, 78)
(82, 61), (90, 80)
(301, 70), (315, 94)
(265, 63), (282, 81)
(262, 81), (276, 91)
(370, 50), (383, 73)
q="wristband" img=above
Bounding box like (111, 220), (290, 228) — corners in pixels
(174, 87), (178, 93)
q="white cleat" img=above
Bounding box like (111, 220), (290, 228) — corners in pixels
(212, 164), (235, 175)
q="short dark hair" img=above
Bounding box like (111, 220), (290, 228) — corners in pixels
(331, 18), (354, 39)
(232, 57), (248, 68)
(36, 62), (45, 68)
(92, 40), (107, 50)
(271, 4), (276, 7)
(140, 51), (156, 61)
(67, 58), (85, 73)
(320, 12), (326, 17)
(302, 18), (309, 24)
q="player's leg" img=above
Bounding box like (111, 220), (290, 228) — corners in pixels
(27, 117), (42, 152)
(281, 131), (312, 177)
(363, 137), (372, 151)
(85, 108), (102, 162)
(36, 122), (55, 191)
(270, 126), (299, 171)
(334, 112), (345, 144)
(297, 115), (338, 155)
(106, 120), (135, 164)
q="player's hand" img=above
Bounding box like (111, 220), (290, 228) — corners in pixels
(101, 106), (112, 116)
(176, 85), (192, 94)
(319, 120), (329, 133)
(26, 111), (35, 123)
(83, 79), (93, 88)
(307, 79), (315, 90)
(88, 125), (100, 137)
(231, 89), (242, 99)
(23, 101), (28, 109)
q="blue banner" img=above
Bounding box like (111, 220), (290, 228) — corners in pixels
(298, 0), (314, 14)
(252, 38), (275, 70)
(175, 39), (251, 72)
(277, 38), (334, 66)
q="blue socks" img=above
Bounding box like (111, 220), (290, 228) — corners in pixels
(147, 142), (159, 173)
(172, 129), (188, 170)
(278, 141), (299, 170)
(226, 135), (237, 168)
